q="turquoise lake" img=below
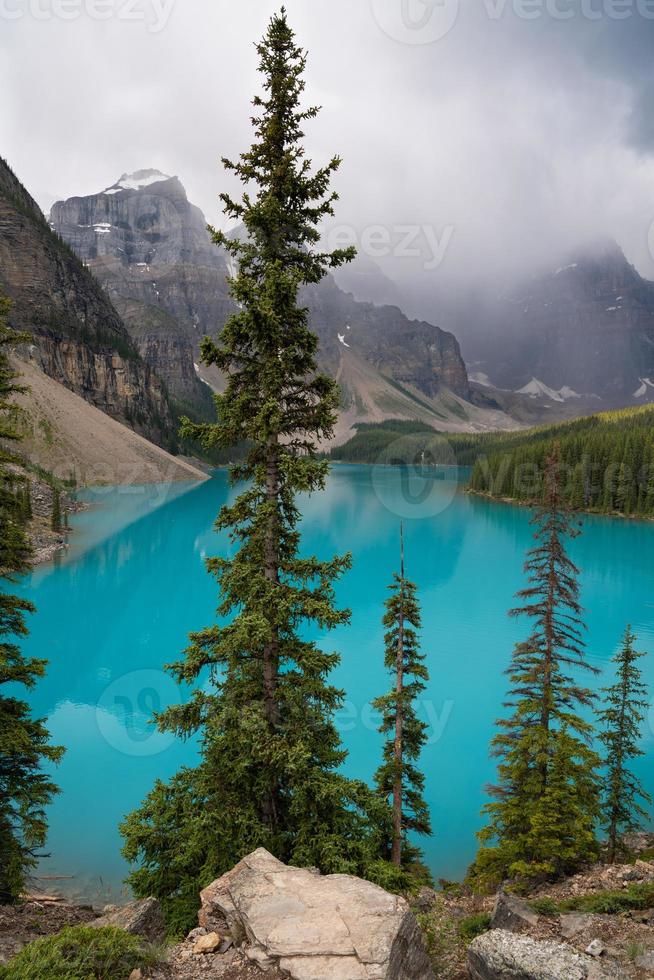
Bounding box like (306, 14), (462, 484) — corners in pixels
(19, 465), (654, 903)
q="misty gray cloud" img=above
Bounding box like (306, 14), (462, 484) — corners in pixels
(1, 0), (654, 293)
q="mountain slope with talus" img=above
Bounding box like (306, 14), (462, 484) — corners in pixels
(0, 158), (175, 447)
(12, 352), (207, 487)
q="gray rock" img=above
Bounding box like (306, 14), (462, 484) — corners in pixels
(560, 913), (595, 939)
(620, 831), (654, 854)
(413, 887), (437, 912)
(199, 847), (434, 980)
(634, 950), (654, 969)
(586, 939), (605, 957)
(467, 929), (626, 980)
(490, 892), (539, 933)
(89, 896), (164, 942)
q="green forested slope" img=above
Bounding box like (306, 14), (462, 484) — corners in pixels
(468, 405), (654, 516)
(332, 407), (654, 517)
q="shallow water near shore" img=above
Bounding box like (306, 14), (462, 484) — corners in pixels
(19, 465), (654, 903)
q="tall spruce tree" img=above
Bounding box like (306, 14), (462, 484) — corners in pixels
(473, 447), (601, 886)
(373, 524), (431, 873)
(0, 294), (63, 903)
(122, 10), (394, 931)
(597, 626), (651, 863)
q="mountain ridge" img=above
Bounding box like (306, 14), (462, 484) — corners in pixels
(49, 170), (523, 441)
(462, 239), (654, 406)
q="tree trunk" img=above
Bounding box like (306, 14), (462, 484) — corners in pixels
(262, 433), (280, 829)
(392, 525), (405, 868)
(540, 526), (556, 789)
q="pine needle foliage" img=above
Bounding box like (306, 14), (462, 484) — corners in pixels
(373, 525), (431, 874)
(472, 448), (601, 887)
(121, 10), (396, 930)
(597, 626), (651, 863)
(0, 294), (63, 903)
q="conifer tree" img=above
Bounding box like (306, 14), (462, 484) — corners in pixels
(473, 447), (601, 885)
(597, 626), (651, 863)
(0, 294), (63, 902)
(122, 10), (393, 929)
(373, 524), (431, 871)
(50, 487), (61, 533)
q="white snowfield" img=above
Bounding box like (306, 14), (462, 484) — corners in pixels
(102, 169), (172, 194)
(516, 377), (582, 402)
(469, 371), (492, 388)
(633, 378), (654, 398)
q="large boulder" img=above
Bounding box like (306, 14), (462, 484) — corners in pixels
(467, 929), (627, 980)
(199, 847), (434, 980)
(89, 897), (164, 942)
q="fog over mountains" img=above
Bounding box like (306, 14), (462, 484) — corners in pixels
(4, 2), (654, 288)
(43, 162), (654, 449)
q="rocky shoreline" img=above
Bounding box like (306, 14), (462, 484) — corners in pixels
(4, 842), (654, 979)
(26, 475), (82, 565)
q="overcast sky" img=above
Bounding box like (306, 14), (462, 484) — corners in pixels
(2, 0), (654, 287)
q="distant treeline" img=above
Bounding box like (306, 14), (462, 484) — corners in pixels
(470, 405), (654, 516)
(331, 407), (654, 517)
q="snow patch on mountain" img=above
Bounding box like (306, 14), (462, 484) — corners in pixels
(337, 333), (350, 348)
(469, 371), (493, 388)
(516, 378), (582, 402)
(633, 378), (654, 398)
(102, 169), (172, 195)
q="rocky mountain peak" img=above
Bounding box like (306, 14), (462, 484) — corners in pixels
(466, 238), (654, 404)
(103, 168), (175, 194)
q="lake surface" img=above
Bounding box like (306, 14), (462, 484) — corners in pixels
(19, 465), (654, 903)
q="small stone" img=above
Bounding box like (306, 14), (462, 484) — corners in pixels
(128, 971), (142, 980)
(586, 939), (605, 957)
(219, 937), (234, 953)
(194, 931), (221, 954)
(187, 926), (207, 940)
